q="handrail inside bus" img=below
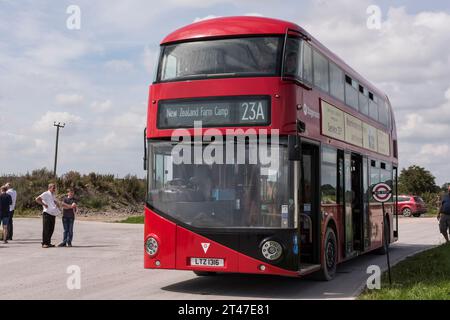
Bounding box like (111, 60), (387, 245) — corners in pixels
(300, 213), (313, 243)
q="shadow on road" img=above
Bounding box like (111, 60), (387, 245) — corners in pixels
(162, 273), (314, 299)
(161, 243), (436, 299)
(62, 245), (118, 248)
(8, 241), (42, 245)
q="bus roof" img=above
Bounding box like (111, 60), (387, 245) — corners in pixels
(161, 16), (302, 44)
(161, 16), (387, 100)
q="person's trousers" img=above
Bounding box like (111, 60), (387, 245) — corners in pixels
(7, 210), (14, 240)
(62, 217), (74, 245)
(42, 212), (56, 246)
(439, 214), (450, 235)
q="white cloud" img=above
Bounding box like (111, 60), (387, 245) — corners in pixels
(90, 100), (112, 113)
(111, 111), (146, 133)
(1, 0), (450, 182)
(298, 0), (450, 183)
(104, 59), (134, 72)
(32, 112), (82, 133)
(194, 15), (220, 23)
(420, 144), (450, 158)
(446, 87), (450, 100)
(25, 34), (93, 67)
(244, 13), (264, 17)
(55, 94), (84, 106)
(142, 45), (159, 76)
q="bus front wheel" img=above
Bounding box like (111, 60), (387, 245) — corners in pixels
(316, 227), (337, 281)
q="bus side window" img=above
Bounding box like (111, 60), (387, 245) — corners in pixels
(369, 93), (379, 121)
(302, 42), (313, 83)
(330, 62), (344, 102)
(313, 50), (329, 93)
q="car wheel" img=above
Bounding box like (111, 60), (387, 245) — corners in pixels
(402, 208), (412, 217)
(315, 227), (337, 281)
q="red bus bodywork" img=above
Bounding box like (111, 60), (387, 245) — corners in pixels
(144, 16), (398, 278)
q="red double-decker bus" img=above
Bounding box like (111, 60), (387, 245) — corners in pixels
(144, 16), (398, 280)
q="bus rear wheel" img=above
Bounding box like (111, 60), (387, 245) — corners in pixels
(316, 227), (337, 281)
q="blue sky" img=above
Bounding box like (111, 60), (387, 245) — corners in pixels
(1, 0), (450, 185)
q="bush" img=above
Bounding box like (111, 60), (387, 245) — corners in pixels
(0, 168), (145, 215)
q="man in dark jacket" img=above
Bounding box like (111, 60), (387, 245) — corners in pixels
(438, 185), (450, 242)
(0, 185), (12, 244)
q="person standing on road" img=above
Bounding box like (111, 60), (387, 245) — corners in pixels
(35, 184), (75, 248)
(0, 186), (12, 244)
(438, 186), (450, 243)
(58, 189), (77, 247)
(5, 183), (17, 241)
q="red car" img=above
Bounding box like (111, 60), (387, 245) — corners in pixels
(395, 195), (427, 217)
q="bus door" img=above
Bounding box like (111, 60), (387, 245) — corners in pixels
(350, 153), (364, 252)
(343, 152), (364, 256)
(298, 142), (321, 268)
(362, 156), (371, 250)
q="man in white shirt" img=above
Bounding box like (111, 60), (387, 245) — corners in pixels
(5, 183), (17, 241)
(35, 183), (75, 248)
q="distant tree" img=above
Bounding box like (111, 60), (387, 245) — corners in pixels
(398, 165), (439, 195)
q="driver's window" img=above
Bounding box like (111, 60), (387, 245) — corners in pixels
(283, 37), (302, 79)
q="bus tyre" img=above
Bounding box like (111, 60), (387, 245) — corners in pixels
(316, 227), (337, 281)
(193, 271), (217, 276)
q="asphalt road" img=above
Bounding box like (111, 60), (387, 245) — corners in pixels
(0, 217), (444, 300)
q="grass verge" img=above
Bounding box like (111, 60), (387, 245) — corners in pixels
(118, 215), (144, 224)
(359, 243), (450, 300)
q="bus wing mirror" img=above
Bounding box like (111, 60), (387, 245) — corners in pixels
(288, 135), (302, 161)
(143, 127), (147, 171)
(297, 119), (306, 133)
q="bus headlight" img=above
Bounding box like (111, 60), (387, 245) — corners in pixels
(261, 240), (283, 261)
(145, 236), (159, 257)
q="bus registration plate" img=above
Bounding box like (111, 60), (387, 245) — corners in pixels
(190, 258), (224, 267)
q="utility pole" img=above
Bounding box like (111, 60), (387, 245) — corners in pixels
(53, 122), (65, 177)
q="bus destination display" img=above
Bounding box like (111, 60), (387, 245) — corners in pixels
(157, 96), (270, 129)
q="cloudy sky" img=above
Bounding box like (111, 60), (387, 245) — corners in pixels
(1, 0), (450, 184)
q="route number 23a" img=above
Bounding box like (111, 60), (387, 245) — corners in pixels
(241, 102), (265, 121)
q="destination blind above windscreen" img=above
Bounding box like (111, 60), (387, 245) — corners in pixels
(157, 96), (271, 129)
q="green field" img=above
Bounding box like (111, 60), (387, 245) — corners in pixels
(360, 243), (450, 300)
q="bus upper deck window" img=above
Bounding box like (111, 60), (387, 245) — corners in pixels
(283, 37), (301, 78)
